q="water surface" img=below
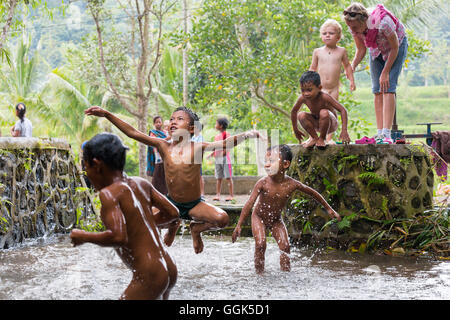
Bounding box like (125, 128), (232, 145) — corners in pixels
(0, 234), (448, 300)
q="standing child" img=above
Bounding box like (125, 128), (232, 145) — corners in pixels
(70, 133), (179, 300)
(232, 144), (341, 274)
(210, 117), (234, 202)
(147, 115), (169, 195)
(85, 106), (262, 254)
(310, 19), (356, 99)
(309, 19), (355, 144)
(191, 120), (205, 196)
(291, 71), (351, 148)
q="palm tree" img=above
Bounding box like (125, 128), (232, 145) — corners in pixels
(0, 34), (42, 134)
(37, 67), (105, 146)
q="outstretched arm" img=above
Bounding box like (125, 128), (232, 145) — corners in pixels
(70, 189), (128, 247)
(290, 96), (306, 143)
(350, 34), (367, 71)
(296, 182), (341, 221)
(85, 106), (166, 152)
(203, 130), (263, 153)
(232, 180), (262, 242)
(342, 49), (356, 91)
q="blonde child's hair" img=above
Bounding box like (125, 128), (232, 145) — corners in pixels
(320, 19), (342, 39)
(343, 2), (369, 22)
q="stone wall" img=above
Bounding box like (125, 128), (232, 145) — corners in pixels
(284, 144), (434, 248)
(0, 138), (96, 249)
(203, 175), (261, 195)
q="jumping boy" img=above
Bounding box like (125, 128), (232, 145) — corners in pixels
(309, 19), (355, 144)
(291, 71), (351, 148)
(232, 144), (341, 274)
(84, 106), (262, 254)
(70, 133), (179, 300)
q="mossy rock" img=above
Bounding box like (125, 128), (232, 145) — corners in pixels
(285, 144), (434, 248)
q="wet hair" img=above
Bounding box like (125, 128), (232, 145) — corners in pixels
(268, 144), (293, 163)
(343, 2), (369, 22)
(216, 117), (229, 130)
(82, 133), (129, 171)
(15, 103), (26, 123)
(174, 106), (199, 126)
(320, 19), (342, 39)
(153, 115), (162, 124)
(299, 71), (321, 87)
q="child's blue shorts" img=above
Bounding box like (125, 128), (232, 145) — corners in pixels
(370, 37), (408, 94)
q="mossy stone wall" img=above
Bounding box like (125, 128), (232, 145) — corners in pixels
(0, 138), (95, 249)
(285, 144), (434, 248)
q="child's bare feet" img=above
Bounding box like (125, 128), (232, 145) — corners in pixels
(316, 138), (327, 149)
(302, 138), (317, 148)
(213, 195), (220, 201)
(190, 223), (204, 254)
(164, 220), (180, 247)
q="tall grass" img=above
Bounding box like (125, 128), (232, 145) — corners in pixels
(352, 85), (450, 136)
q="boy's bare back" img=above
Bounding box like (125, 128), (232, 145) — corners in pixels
(71, 176), (177, 300)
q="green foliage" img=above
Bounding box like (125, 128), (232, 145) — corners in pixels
(75, 193), (105, 232)
(358, 171), (386, 188)
(179, 0), (435, 143)
(323, 177), (340, 199)
(336, 152), (359, 173)
(364, 206), (449, 256)
(184, 0), (352, 134)
(337, 212), (358, 231)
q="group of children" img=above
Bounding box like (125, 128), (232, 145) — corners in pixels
(69, 18), (374, 299)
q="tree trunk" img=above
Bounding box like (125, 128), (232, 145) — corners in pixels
(234, 22), (265, 176)
(137, 115), (148, 177)
(182, 0), (189, 106)
(0, 0), (18, 53)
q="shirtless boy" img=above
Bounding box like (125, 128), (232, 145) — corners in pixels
(232, 145), (340, 274)
(291, 71), (351, 148)
(84, 106), (262, 254)
(70, 133), (179, 300)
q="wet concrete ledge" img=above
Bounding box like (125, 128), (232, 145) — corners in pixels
(0, 137), (71, 150)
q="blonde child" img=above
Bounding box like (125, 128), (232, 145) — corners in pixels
(310, 19), (355, 143)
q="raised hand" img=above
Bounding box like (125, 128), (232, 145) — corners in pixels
(85, 106), (109, 117)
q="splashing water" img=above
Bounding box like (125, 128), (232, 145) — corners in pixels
(0, 235), (448, 300)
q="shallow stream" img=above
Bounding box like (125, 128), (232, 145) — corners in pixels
(0, 234), (448, 300)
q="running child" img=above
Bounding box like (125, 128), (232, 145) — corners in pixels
(232, 144), (341, 274)
(70, 133), (179, 300)
(84, 106), (263, 254)
(291, 71), (351, 148)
